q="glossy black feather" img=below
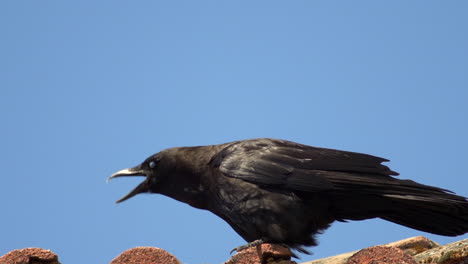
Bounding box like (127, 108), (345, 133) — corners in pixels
(212, 138), (399, 191)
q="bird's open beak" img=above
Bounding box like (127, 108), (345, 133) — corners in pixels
(107, 165), (150, 203)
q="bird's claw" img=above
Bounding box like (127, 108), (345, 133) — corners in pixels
(230, 239), (264, 254)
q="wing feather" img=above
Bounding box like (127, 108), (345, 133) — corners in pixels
(210, 138), (399, 192)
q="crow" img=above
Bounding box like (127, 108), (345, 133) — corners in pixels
(108, 138), (468, 254)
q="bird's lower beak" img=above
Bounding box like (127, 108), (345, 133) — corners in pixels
(107, 165), (150, 203)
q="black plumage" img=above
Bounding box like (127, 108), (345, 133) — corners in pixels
(108, 138), (468, 254)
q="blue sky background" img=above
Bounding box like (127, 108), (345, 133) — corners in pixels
(1, 1), (467, 263)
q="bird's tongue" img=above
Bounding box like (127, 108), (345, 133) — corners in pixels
(115, 178), (150, 203)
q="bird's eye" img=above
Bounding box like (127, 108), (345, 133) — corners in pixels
(149, 161), (156, 169)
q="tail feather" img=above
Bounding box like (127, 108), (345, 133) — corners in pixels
(329, 176), (468, 236)
(380, 194), (468, 236)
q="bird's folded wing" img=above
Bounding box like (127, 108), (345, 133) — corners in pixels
(209, 138), (400, 192)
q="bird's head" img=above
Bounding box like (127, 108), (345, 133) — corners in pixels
(108, 146), (209, 207)
(107, 153), (164, 203)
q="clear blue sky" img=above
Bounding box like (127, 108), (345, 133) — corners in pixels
(1, 1), (467, 263)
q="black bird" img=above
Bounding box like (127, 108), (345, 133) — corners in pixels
(108, 138), (468, 254)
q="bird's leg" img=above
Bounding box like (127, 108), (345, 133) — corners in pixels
(279, 244), (299, 258)
(230, 239), (264, 254)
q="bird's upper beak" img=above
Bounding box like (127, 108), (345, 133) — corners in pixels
(107, 165), (151, 203)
